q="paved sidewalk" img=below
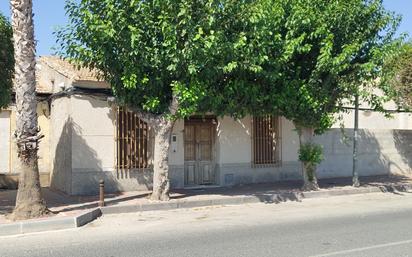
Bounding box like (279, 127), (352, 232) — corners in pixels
(3, 175), (411, 219)
(0, 175), (411, 235)
(100, 175), (412, 214)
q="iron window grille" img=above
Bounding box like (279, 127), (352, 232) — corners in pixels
(116, 107), (149, 172)
(252, 115), (281, 166)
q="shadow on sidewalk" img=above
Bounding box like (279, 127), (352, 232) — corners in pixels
(1, 175), (411, 216)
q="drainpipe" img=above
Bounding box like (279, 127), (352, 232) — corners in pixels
(352, 94), (360, 187)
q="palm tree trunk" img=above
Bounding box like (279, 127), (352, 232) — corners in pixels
(10, 0), (48, 220)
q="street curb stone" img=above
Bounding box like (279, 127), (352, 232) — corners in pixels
(0, 208), (102, 237)
(2, 183), (411, 237)
(101, 184), (412, 215)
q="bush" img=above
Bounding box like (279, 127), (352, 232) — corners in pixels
(298, 143), (323, 166)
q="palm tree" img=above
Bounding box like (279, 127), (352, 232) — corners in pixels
(10, 0), (47, 220)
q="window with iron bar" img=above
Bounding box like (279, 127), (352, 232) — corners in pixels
(116, 107), (149, 171)
(252, 115), (280, 166)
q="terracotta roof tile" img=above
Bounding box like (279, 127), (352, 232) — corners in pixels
(35, 56), (109, 94)
(39, 56), (103, 82)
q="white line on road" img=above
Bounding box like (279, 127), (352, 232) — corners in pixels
(310, 239), (412, 257)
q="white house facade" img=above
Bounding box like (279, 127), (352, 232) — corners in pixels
(1, 56), (412, 195)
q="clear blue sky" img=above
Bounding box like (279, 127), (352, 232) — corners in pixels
(0, 0), (411, 56)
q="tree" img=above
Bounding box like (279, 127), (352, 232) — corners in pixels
(0, 12), (14, 108)
(57, 0), (259, 200)
(58, 0), (401, 194)
(226, 0), (401, 190)
(385, 43), (412, 109)
(10, 0), (48, 220)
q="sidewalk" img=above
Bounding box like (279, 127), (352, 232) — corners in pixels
(1, 175), (412, 236)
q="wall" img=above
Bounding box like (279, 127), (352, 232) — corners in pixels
(215, 116), (301, 187)
(65, 95), (155, 195)
(50, 97), (72, 193)
(69, 95), (116, 194)
(47, 93), (412, 195)
(193, 111), (412, 188)
(0, 110), (11, 174)
(169, 119), (185, 188)
(36, 60), (73, 94)
(37, 102), (51, 175)
(314, 109), (412, 179)
(0, 104), (51, 188)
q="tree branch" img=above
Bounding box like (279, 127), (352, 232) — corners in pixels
(107, 96), (159, 125)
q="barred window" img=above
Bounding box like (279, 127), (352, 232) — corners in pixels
(252, 115), (280, 165)
(116, 107), (149, 170)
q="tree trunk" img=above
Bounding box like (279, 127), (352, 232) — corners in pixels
(296, 125), (320, 191)
(150, 118), (174, 201)
(10, 0), (48, 220)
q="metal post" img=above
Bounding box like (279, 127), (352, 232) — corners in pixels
(352, 94), (360, 187)
(99, 180), (105, 207)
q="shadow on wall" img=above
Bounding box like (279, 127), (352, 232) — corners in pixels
(317, 129), (394, 178)
(393, 130), (412, 175)
(121, 169), (154, 191)
(51, 100), (154, 196)
(217, 118), (251, 147)
(50, 116), (72, 194)
(51, 116), (117, 195)
(357, 129), (391, 176)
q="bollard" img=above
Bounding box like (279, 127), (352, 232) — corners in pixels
(99, 179), (105, 207)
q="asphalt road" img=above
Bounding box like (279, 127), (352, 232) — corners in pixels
(1, 192), (412, 257)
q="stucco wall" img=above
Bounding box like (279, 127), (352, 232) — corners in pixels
(315, 128), (412, 178)
(203, 112), (412, 187)
(37, 102), (51, 175)
(63, 95), (156, 195)
(50, 97), (72, 194)
(215, 116), (301, 186)
(217, 116), (252, 164)
(0, 103), (51, 188)
(70, 95), (116, 194)
(8, 104), (51, 176)
(332, 109), (412, 130)
(313, 109), (412, 179)
(0, 110), (11, 174)
(47, 92), (412, 195)
(169, 119), (185, 188)
(37, 60), (73, 93)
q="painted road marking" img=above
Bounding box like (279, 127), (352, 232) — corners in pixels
(311, 239), (412, 257)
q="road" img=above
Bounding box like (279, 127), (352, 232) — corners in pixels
(1, 192), (412, 257)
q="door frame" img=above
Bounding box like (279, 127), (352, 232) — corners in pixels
(183, 116), (217, 186)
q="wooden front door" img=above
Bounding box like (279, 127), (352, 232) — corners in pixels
(184, 118), (216, 186)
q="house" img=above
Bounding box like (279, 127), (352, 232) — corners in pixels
(1, 56), (412, 195)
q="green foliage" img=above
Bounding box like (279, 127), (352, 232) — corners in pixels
(56, 0), (402, 129)
(0, 13), (14, 108)
(298, 143), (323, 166)
(56, 0), (258, 118)
(385, 42), (412, 109)
(210, 0), (402, 133)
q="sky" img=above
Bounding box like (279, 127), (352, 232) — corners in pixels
(0, 0), (411, 56)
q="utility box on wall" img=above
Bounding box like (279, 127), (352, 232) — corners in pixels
(171, 134), (178, 153)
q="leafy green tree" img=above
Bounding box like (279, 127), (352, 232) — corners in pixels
(202, 0), (401, 190)
(0, 12), (14, 108)
(57, 0), (260, 200)
(385, 43), (412, 109)
(57, 0), (402, 194)
(225, 0), (401, 190)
